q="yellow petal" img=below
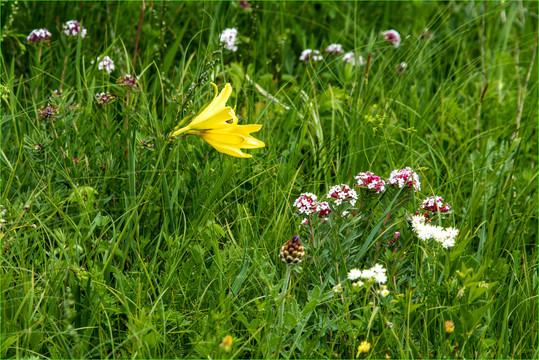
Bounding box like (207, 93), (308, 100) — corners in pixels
(189, 83), (233, 128)
(200, 131), (246, 145)
(234, 124), (262, 135)
(202, 136), (252, 158)
(188, 107), (238, 130)
(241, 135), (265, 149)
(210, 83), (233, 111)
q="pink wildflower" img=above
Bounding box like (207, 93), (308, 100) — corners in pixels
(27, 28), (51, 43)
(117, 75), (139, 90)
(238, 1), (250, 9)
(327, 184), (358, 206)
(325, 44), (344, 54)
(95, 92), (115, 105)
(388, 232), (400, 246)
(355, 171), (386, 194)
(63, 20), (87, 38)
(387, 167), (421, 191)
(316, 201), (331, 217)
(382, 29), (401, 48)
(293, 193), (318, 215)
(421, 196), (451, 213)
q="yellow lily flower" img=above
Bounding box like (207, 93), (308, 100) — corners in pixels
(171, 83), (265, 158)
(171, 83), (238, 137)
(196, 124), (265, 158)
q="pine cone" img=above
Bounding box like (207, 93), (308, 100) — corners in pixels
(279, 236), (305, 264)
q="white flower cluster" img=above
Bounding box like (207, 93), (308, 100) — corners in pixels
(220, 28), (238, 51)
(325, 43), (344, 54)
(342, 52), (365, 66)
(27, 28), (52, 43)
(347, 263), (387, 284)
(327, 184), (358, 206)
(299, 49), (323, 62)
(63, 20), (87, 38)
(97, 56), (115, 74)
(411, 215), (458, 248)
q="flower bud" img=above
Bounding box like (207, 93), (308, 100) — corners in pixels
(279, 236), (305, 264)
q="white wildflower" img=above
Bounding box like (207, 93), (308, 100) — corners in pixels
(299, 49), (323, 62)
(325, 43), (344, 54)
(97, 56), (115, 74)
(348, 268), (362, 281)
(220, 28), (238, 51)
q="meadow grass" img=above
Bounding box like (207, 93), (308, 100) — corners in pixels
(1, 1), (538, 359)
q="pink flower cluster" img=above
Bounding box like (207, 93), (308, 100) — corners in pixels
(294, 193), (333, 221)
(27, 28), (51, 43)
(387, 167), (421, 192)
(421, 196), (451, 213)
(382, 29), (401, 48)
(95, 92), (115, 105)
(63, 20), (87, 38)
(316, 201), (331, 217)
(293, 193), (318, 215)
(355, 171), (386, 194)
(117, 74), (139, 90)
(327, 184), (358, 206)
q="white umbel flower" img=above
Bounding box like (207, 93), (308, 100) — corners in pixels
(411, 215), (458, 248)
(325, 43), (344, 54)
(348, 268), (362, 281)
(63, 20), (87, 38)
(299, 49), (323, 62)
(97, 56), (115, 74)
(220, 28), (238, 51)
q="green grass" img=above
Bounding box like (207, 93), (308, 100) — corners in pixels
(1, 1), (538, 359)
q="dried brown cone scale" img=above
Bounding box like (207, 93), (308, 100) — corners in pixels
(279, 236), (305, 264)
